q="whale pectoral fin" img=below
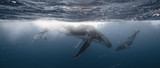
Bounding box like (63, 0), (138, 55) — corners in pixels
(75, 39), (85, 48)
(74, 39), (91, 58)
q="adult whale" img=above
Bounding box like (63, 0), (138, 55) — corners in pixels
(65, 25), (112, 57)
(115, 30), (140, 51)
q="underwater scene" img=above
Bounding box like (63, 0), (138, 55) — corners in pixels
(0, 0), (160, 68)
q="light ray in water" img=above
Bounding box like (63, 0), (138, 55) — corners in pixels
(32, 19), (106, 29)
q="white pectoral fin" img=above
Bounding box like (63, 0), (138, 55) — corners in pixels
(74, 38), (91, 57)
(75, 39), (84, 48)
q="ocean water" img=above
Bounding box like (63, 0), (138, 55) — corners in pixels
(0, 0), (160, 68)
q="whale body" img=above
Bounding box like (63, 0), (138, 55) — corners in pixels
(116, 30), (140, 51)
(66, 25), (112, 57)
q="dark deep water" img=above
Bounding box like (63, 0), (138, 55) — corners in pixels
(0, 0), (160, 68)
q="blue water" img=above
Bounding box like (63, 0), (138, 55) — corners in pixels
(1, 0), (160, 68)
(0, 21), (160, 68)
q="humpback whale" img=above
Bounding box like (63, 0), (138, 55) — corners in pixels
(31, 29), (48, 44)
(66, 25), (112, 57)
(115, 30), (140, 51)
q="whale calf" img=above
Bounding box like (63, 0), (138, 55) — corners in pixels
(31, 29), (48, 44)
(115, 30), (140, 51)
(66, 25), (112, 57)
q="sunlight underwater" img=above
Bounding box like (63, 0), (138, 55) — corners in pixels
(0, 19), (160, 41)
